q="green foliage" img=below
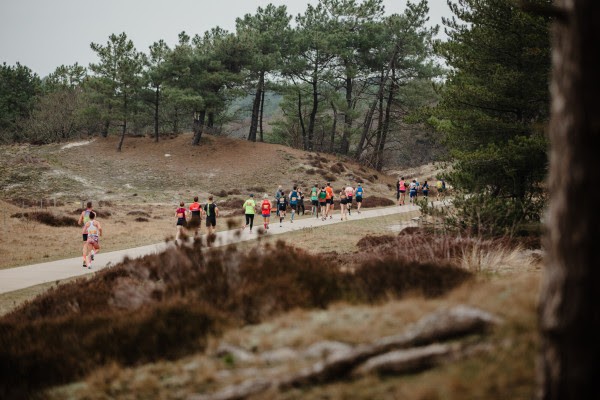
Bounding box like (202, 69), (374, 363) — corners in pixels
(0, 62), (42, 142)
(432, 0), (551, 233)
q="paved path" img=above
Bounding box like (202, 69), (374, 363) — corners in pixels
(0, 204), (426, 294)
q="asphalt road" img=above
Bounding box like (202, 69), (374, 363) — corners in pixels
(0, 204), (426, 294)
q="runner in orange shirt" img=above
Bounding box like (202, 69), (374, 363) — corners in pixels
(325, 182), (334, 220)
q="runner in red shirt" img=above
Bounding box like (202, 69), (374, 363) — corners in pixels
(189, 196), (202, 237)
(260, 194), (272, 230)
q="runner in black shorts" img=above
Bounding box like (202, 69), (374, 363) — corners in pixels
(203, 196), (219, 235)
(277, 190), (288, 226)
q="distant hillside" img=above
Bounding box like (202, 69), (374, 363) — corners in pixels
(0, 133), (398, 206)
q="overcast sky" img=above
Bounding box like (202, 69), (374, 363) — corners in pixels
(0, 0), (451, 78)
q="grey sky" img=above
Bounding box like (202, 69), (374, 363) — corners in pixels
(0, 0), (451, 78)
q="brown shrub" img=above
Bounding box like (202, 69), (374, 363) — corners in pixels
(218, 198), (243, 210)
(135, 217), (149, 222)
(351, 260), (472, 301)
(0, 236), (481, 396)
(127, 211), (151, 218)
(356, 234), (397, 251)
(246, 186), (266, 194)
(360, 196), (395, 208)
(10, 211), (78, 227)
(330, 162), (345, 174)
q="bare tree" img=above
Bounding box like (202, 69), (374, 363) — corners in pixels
(538, 0), (600, 399)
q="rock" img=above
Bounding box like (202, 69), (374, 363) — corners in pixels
(303, 341), (353, 360)
(215, 344), (256, 364)
(187, 378), (272, 400)
(259, 348), (298, 364)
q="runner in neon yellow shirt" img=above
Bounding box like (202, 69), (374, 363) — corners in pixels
(242, 194), (257, 233)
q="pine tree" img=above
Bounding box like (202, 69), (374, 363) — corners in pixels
(434, 0), (552, 234)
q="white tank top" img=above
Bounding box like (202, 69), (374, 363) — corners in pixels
(87, 221), (99, 239)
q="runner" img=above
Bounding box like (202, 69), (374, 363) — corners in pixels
(355, 183), (364, 214)
(189, 196), (202, 237)
(325, 182), (334, 220)
(398, 177), (407, 205)
(275, 185), (283, 217)
(242, 194), (257, 233)
(414, 178), (421, 202)
(345, 184), (354, 215)
(409, 179), (418, 204)
(203, 196), (219, 235)
(298, 188), (305, 216)
(82, 211), (102, 269)
(436, 178), (446, 200)
(422, 180), (430, 202)
(175, 201), (188, 242)
(289, 186), (299, 223)
(277, 190), (288, 226)
(78, 201), (95, 261)
(339, 190), (349, 221)
(310, 184), (319, 217)
(260, 194), (272, 230)
(318, 186), (327, 220)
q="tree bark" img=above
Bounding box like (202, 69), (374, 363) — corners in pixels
(375, 66), (396, 171)
(259, 88), (265, 142)
(330, 101), (337, 153)
(306, 73), (319, 152)
(340, 70), (353, 155)
(192, 110), (206, 146)
(297, 91), (308, 150)
(248, 71), (264, 142)
(116, 95), (127, 152)
(538, 1), (600, 399)
(154, 85), (160, 142)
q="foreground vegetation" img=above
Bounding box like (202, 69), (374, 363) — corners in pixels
(0, 227), (542, 399)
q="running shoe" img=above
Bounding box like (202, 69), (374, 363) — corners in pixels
(83, 262), (86, 268)
(91, 254), (94, 261)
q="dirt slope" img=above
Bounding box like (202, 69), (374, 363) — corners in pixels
(0, 133), (396, 205)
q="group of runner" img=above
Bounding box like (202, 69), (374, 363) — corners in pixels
(271, 182), (364, 226)
(396, 177), (445, 206)
(170, 182), (366, 237)
(76, 178), (448, 268)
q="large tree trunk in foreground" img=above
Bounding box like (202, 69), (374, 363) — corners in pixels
(538, 1), (600, 399)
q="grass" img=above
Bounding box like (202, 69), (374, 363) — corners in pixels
(46, 272), (540, 400)
(1, 235), (475, 397)
(0, 135), (542, 400)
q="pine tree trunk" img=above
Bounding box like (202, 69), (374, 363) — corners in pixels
(340, 72), (353, 155)
(259, 88), (265, 142)
(376, 67), (396, 171)
(538, 1), (600, 399)
(192, 110), (206, 146)
(154, 85), (160, 142)
(248, 71), (264, 142)
(117, 95), (127, 152)
(330, 101), (337, 153)
(297, 91), (308, 150)
(307, 74), (318, 152)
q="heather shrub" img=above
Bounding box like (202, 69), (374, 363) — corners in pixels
(352, 260), (472, 302)
(360, 196), (395, 208)
(10, 211), (78, 227)
(0, 235), (486, 396)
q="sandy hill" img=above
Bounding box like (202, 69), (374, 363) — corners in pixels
(0, 133), (397, 206)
